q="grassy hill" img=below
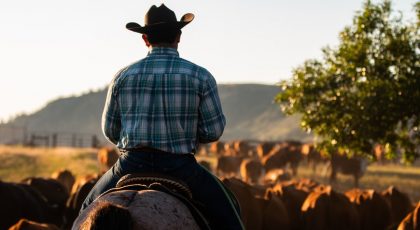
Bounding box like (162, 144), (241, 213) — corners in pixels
(0, 84), (312, 145)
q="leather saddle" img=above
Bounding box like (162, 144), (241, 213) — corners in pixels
(100, 173), (211, 230)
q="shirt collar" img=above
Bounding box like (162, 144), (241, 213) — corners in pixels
(148, 47), (179, 57)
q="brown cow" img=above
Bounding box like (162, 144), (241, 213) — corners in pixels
(21, 177), (69, 210)
(51, 169), (75, 194)
(223, 177), (263, 230)
(301, 143), (328, 174)
(330, 152), (368, 187)
(257, 194), (291, 230)
(8, 219), (59, 230)
(372, 144), (397, 164)
(240, 158), (264, 184)
(223, 141), (238, 156)
(263, 169), (292, 184)
(216, 155), (243, 177)
(262, 143), (303, 176)
(398, 201), (420, 230)
(0, 180), (65, 230)
(301, 186), (360, 230)
(266, 183), (309, 230)
(209, 141), (225, 156)
(382, 186), (414, 226)
(233, 140), (259, 157)
(196, 144), (210, 156)
(281, 178), (320, 193)
(97, 147), (120, 173)
(345, 188), (392, 230)
(64, 176), (99, 229)
(20, 178), (69, 227)
(256, 141), (278, 159)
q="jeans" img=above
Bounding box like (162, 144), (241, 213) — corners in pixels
(81, 150), (244, 230)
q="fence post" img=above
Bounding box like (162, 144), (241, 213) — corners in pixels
(22, 126), (28, 145)
(71, 134), (77, 147)
(29, 134), (35, 146)
(51, 133), (57, 147)
(91, 135), (99, 148)
(78, 138), (83, 148)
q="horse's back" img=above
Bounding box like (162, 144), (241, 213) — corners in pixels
(72, 189), (200, 230)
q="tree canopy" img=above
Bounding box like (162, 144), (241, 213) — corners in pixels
(275, 0), (419, 163)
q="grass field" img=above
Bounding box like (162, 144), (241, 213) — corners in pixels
(0, 145), (99, 181)
(0, 145), (419, 202)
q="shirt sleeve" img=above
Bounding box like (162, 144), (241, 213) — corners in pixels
(101, 71), (123, 145)
(198, 73), (226, 143)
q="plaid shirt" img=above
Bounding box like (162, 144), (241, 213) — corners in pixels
(102, 47), (226, 154)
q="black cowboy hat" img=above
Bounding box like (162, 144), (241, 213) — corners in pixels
(126, 4), (194, 34)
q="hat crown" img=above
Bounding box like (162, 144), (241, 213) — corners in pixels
(144, 4), (177, 26)
(126, 4), (194, 34)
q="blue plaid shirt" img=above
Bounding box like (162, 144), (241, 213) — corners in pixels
(101, 47), (226, 154)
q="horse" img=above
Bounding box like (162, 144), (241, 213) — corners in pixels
(71, 174), (210, 230)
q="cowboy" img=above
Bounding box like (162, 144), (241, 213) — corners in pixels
(80, 4), (244, 229)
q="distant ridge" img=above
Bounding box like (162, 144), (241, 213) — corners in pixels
(0, 84), (312, 145)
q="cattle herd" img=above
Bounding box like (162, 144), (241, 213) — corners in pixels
(0, 141), (418, 230)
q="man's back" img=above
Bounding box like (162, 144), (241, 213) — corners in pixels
(102, 47), (226, 154)
(82, 5), (244, 229)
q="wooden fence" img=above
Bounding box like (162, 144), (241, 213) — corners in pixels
(0, 126), (101, 148)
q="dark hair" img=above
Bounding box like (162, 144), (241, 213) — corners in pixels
(146, 26), (181, 44)
(83, 202), (133, 230)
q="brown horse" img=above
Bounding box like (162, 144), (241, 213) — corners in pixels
(72, 175), (208, 230)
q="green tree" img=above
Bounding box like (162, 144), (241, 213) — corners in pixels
(275, 0), (419, 163)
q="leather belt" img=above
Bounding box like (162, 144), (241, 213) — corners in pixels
(122, 147), (169, 154)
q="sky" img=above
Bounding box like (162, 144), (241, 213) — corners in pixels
(0, 0), (417, 121)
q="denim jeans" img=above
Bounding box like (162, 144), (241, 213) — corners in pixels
(81, 150), (244, 229)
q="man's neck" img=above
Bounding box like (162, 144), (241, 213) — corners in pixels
(149, 43), (178, 50)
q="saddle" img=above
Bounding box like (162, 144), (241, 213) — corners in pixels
(100, 173), (211, 230)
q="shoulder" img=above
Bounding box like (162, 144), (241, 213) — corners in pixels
(177, 57), (215, 82)
(111, 58), (146, 86)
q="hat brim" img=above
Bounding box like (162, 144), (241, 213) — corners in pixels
(126, 13), (194, 34)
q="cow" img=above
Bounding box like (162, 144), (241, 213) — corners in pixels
(208, 141), (225, 156)
(372, 144), (397, 164)
(97, 147), (120, 173)
(301, 143), (328, 174)
(257, 194), (291, 230)
(240, 158), (264, 184)
(256, 141), (278, 159)
(262, 143), (303, 176)
(223, 141), (238, 156)
(233, 140), (259, 157)
(329, 152), (368, 187)
(8, 219), (59, 230)
(51, 169), (75, 194)
(216, 155), (243, 177)
(65, 176), (99, 229)
(263, 169), (292, 184)
(0, 180), (66, 230)
(266, 182), (309, 230)
(381, 186), (414, 226)
(398, 201), (420, 230)
(345, 188), (392, 230)
(222, 178), (263, 230)
(281, 178), (320, 193)
(301, 186), (360, 230)
(196, 144), (210, 156)
(21, 177), (69, 211)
